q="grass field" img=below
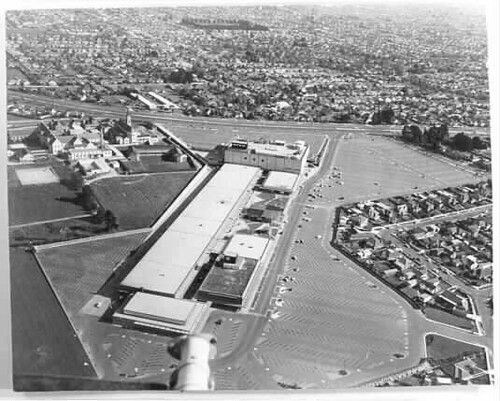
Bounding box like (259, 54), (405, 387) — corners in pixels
(424, 307), (474, 331)
(36, 232), (148, 318)
(323, 135), (483, 205)
(90, 171), (196, 230)
(8, 162), (86, 226)
(10, 247), (96, 380)
(425, 334), (485, 363)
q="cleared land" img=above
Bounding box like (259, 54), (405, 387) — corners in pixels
(314, 135), (482, 206)
(90, 171), (196, 230)
(36, 232), (148, 318)
(10, 248), (96, 381)
(8, 162), (86, 226)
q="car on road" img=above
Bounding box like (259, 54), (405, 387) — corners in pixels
(338, 196), (345, 200)
(291, 255), (297, 261)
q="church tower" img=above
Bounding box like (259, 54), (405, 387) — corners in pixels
(126, 107), (133, 128)
(125, 107), (134, 143)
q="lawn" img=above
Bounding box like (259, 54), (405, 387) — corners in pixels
(90, 171), (196, 230)
(139, 155), (194, 173)
(10, 248), (96, 380)
(36, 232), (149, 319)
(425, 334), (484, 362)
(8, 160), (86, 226)
(424, 307), (474, 331)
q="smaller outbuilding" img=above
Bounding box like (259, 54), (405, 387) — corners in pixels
(261, 171), (299, 194)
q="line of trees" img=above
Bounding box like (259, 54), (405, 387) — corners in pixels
(401, 124), (487, 153)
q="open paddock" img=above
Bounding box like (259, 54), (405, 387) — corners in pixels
(313, 135), (484, 207)
(90, 171), (196, 230)
(139, 155), (195, 173)
(10, 247), (95, 381)
(36, 232), (148, 318)
(8, 165), (86, 226)
(426, 334), (485, 363)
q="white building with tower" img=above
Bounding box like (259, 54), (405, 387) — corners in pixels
(224, 138), (309, 174)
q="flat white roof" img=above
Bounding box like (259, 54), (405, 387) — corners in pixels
(182, 188), (243, 222)
(124, 292), (196, 324)
(229, 140), (307, 158)
(263, 171), (298, 192)
(224, 234), (270, 261)
(206, 164), (261, 189)
(121, 164), (260, 296)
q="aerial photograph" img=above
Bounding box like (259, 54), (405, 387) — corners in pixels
(5, 0), (495, 393)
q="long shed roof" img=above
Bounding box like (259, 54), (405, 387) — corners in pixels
(121, 164), (260, 296)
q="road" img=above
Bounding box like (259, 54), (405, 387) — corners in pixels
(211, 132), (344, 376)
(253, 134), (343, 316)
(7, 90), (490, 136)
(9, 213), (93, 229)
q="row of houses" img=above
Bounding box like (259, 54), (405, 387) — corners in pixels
(344, 234), (471, 314)
(340, 182), (492, 230)
(403, 215), (493, 282)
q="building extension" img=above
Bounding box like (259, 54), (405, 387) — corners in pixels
(113, 292), (210, 335)
(196, 234), (270, 308)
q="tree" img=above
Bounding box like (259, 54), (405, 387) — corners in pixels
(380, 107), (395, 124)
(451, 133), (473, 152)
(472, 136), (487, 150)
(104, 210), (118, 231)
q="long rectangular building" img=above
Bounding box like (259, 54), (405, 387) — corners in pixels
(120, 164), (260, 298)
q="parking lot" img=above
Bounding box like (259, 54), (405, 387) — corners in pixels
(252, 205), (418, 388)
(307, 135), (482, 208)
(219, 133), (486, 389)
